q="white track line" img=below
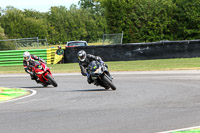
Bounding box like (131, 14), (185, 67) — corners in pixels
(157, 126), (200, 133)
(0, 89), (37, 103)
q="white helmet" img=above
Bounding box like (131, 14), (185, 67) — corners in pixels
(23, 51), (31, 61)
(77, 50), (86, 61)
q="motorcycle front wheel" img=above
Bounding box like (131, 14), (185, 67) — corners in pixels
(46, 74), (58, 87)
(102, 75), (116, 90)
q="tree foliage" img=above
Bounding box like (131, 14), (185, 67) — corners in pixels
(0, 25), (5, 40)
(172, 0), (200, 40)
(0, 4), (106, 44)
(0, 7), (48, 39)
(101, 0), (200, 43)
(0, 0), (200, 44)
(79, 0), (103, 15)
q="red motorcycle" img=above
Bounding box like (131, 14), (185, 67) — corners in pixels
(30, 61), (58, 87)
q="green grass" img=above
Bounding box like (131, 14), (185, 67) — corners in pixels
(1, 58), (200, 74)
(107, 58), (200, 71)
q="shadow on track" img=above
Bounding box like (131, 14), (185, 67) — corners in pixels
(19, 86), (54, 89)
(56, 88), (111, 92)
(72, 89), (110, 92)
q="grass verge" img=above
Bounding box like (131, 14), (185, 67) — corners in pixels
(1, 58), (200, 74)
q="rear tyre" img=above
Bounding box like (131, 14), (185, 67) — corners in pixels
(46, 74), (58, 87)
(102, 75), (116, 90)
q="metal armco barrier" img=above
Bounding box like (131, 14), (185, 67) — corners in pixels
(64, 40), (200, 63)
(0, 49), (47, 66)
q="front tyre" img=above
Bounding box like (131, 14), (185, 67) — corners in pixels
(46, 74), (58, 87)
(102, 75), (116, 90)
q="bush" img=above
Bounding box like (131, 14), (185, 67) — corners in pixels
(0, 41), (16, 51)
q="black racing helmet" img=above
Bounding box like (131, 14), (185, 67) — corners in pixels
(77, 50), (86, 61)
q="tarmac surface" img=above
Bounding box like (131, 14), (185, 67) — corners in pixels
(0, 70), (200, 133)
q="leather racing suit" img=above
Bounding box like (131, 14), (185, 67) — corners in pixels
(78, 54), (103, 84)
(23, 55), (46, 82)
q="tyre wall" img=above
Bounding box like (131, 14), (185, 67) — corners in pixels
(64, 40), (200, 63)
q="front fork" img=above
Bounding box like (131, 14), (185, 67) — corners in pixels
(98, 72), (112, 81)
(42, 72), (49, 81)
(103, 72), (113, 81)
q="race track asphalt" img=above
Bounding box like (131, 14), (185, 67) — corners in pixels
(0, 71), (200, 133)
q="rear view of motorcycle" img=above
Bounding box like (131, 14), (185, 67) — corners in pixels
(30, 61), (58, 87)
(87, 61), (116, 90)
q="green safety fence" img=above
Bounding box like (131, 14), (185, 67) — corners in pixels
(0, 47), (65, 66)
(0, 49), (48, 66)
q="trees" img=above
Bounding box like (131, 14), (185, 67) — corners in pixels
(101, 0), (176, 43)
(0, 0), (200, 44)
(0, 26), (5, 40)
(100, 0), (200, 43)
(130, 0), (176, 42)
(47, 6), (70, 44)
(47, 4), (106, 43)
(79, 0), (103, 15)
(0, 4), (107, 44)
(172, 0), (200, 40)
(0, 7), (48, 39)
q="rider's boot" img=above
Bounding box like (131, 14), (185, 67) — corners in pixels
(87, 78), (93, 84)
(35, 77), (41, 84)
(30, 74), (35, 80)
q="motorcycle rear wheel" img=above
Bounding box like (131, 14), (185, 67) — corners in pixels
(46, 74), (58, 87)
(102, 75), (116, 90)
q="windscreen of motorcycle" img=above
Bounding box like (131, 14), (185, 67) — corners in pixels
(88, 61), (99, 72)
(34, 61), (43, 69)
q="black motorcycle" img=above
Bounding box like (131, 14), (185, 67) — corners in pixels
(87, 61), (116, 90)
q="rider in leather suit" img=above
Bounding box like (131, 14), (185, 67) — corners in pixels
(77, 50), (110, 84)
(23, 51), (46, 83)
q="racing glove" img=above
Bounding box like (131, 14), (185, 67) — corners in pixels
(41, 59), (46, 64)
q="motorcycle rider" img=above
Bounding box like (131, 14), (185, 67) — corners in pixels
(23, 51), (46, 83)
(77, 50), (111, 84)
